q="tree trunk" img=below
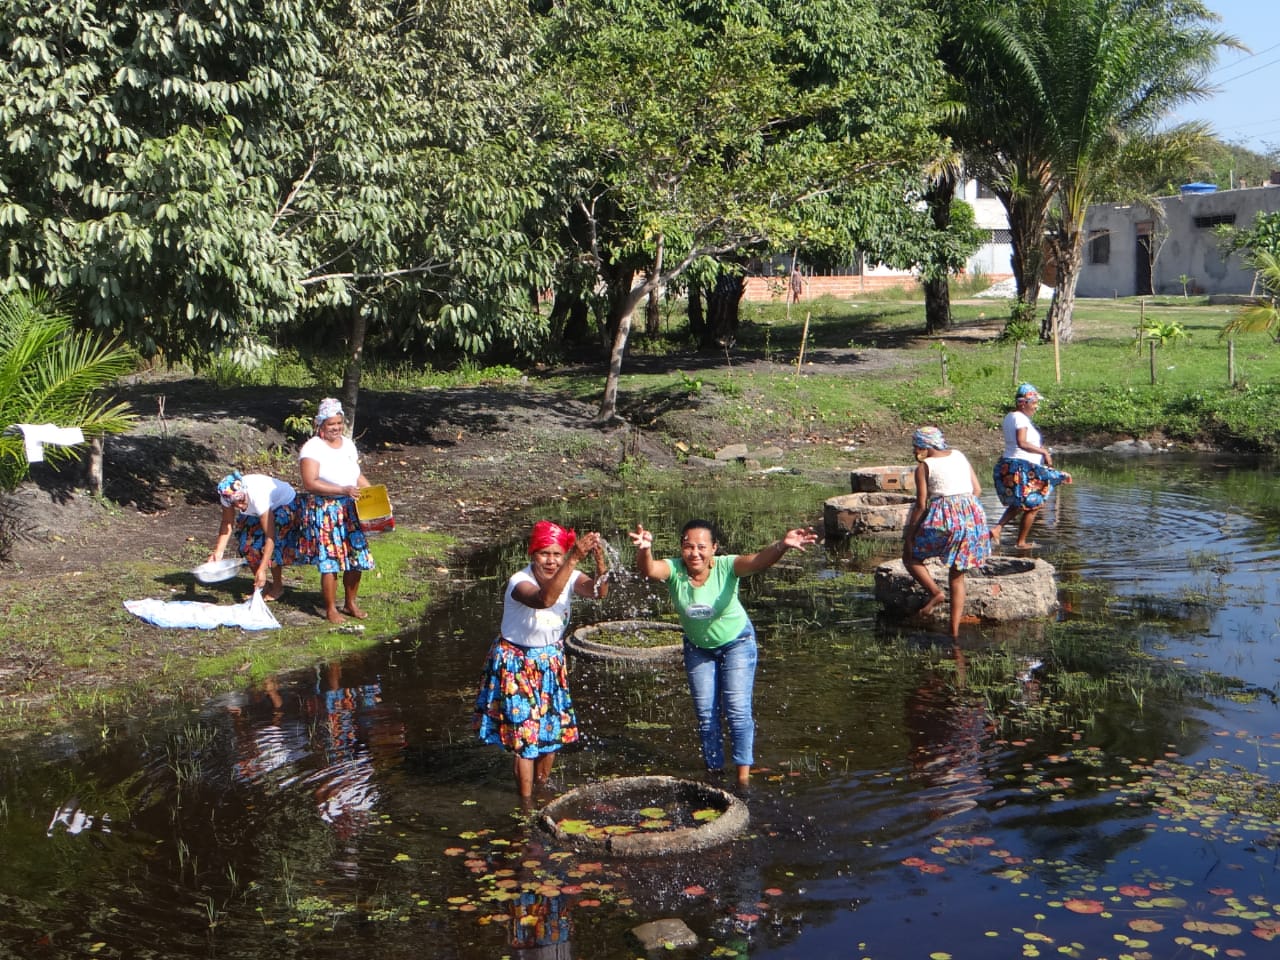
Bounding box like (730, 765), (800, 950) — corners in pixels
(687, 282), (705, 343)
(1000, 189), (1049, 312)
(341, 300), (368, 434)
(702, 270), (744, 350)
(645, 286), (661, 337)
(1045, 232), (1082, 345)
(924, 172), (957, 334)
(597, 277), (648, 423)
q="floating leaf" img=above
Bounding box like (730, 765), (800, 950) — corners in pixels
(556, 819), (592, 835)
(393, 853), (411, 862)
(1129, 919), (1165, 933)
(683, 885), (707, 896)
(639, 807), (665, 818)
(1064, 899), (1105, 914)
(640, 819), (670, 830)
(693, 808), (722, 822)
(764, 888), (783, 897)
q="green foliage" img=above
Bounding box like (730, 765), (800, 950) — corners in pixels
(999, 301), (1040, 343)
(1140, 318), (1188, 346)
(0, 293), (137, 490)
(0, 0), (556, 365)
(1222, 249), (1280, 341)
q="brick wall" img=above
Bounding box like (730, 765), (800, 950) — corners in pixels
(742, 273), (1012, 303)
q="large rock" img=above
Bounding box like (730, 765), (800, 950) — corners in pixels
(873, 555), (1058, 622)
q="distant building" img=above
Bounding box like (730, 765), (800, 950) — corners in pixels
(1077, 183), (1280, 299)
(742, 177), (1014, 302)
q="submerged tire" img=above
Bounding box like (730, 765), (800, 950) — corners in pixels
(873, 555), (1058, 622)
(823, 491), (915, 539)
(566, 620), (683, 664)
(539, 775), (748, 857)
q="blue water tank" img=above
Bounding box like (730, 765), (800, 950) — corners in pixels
(1179, 182), (1218, 194)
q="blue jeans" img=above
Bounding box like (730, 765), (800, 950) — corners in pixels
(683, 627), (757, 770)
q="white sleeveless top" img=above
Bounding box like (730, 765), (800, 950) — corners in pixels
(924, 451), (975, 498)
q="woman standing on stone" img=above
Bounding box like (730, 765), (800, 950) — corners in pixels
(903, 425), (990, 638)
(991, 384), (1071, 549)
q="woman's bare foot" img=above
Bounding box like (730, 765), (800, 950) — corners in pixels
(324, 607), (346, 624)
(1014, 541), (1038, 550)
(263, 586), (284, 601)
(918, 593), (946, 618)
(340, 604), (368, 620)
(988, 525), (1001, 543)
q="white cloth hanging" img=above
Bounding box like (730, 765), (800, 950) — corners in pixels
(3, 423), (86, 463)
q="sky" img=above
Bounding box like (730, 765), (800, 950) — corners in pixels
(1173, 0), (1280, 155)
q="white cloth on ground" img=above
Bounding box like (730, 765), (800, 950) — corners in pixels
(3, 423), (86, 463)
(124, 589), (281, 630)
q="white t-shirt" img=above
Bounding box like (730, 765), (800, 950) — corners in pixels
(1001, 410), (1043, 463)
(240, 474), (296, 517)
(499, 565), (585, 648)
(924, 450), (975, 498)
(299, 435), (362, 487)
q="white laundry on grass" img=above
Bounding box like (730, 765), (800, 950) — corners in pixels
(124, 589), (281, 630)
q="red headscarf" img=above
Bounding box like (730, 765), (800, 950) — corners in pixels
(528, 520), (576, 555)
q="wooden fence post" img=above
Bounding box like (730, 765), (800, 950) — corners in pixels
(1228, 338), (1236, 386)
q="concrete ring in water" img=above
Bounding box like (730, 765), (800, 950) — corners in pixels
(849, 465), (916, 494)
(873, 555), (1059, 622)
(823, 491), (915, 539)
(539, 775), (749, 857)
(566, 619), (684, 664)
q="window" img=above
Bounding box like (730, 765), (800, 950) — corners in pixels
(1088, 230), (1110, 265)
(975, 181), (998, 199)
(990, 229), (1012, 244)
(1194, 213), (1236, 228)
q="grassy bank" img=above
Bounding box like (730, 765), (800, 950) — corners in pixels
(550, 294), (1280, 458)
(0, 529), (451, 734)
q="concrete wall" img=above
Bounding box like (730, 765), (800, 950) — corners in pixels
(1078, 186), (1280, 298)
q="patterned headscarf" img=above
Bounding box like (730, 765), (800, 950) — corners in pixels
(314, 397), (344, 429)
(217, 471), (245, 508)
(1016, 383), (1041, 403)
(528, 520), (577, 556)
(912, 426), (948, 451)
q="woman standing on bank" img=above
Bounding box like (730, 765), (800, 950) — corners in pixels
(474, 520), (609, 799)
(298, 398), (375, 623)
(991, 383), (1072, 549)
(902, 426), (991, 638)
(629, 519), (817, 788)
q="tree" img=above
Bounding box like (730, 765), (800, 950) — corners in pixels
(539, 0), (945, 422)
(0, 293), (136, 492)
(0, 0), (557, 427)
(944, 0), (1234, 346)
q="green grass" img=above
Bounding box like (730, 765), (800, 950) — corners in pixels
(0, 530), (452, 733)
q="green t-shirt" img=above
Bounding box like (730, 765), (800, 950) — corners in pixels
(666, 554), (749, 649)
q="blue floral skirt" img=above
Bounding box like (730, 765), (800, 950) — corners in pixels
(993, 458), (1068, 510)
(909, 494), (991, 571)
(236, 496), (304, 568)
(297, 495), (375, 575)
(474, 639), (579, 760)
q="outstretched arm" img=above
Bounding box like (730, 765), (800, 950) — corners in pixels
(733, 527), (819, 576)
(629, 524), (671, 581)
(512, 532), (599, 609)
(208, 505), (236, 562)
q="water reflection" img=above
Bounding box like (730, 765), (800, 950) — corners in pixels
(3, 454), (1280, 959)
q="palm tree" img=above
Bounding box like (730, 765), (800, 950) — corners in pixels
(0, 293), (136, 491)
(946, 0), (1235, 346)
(1222, 248), (1280, 340)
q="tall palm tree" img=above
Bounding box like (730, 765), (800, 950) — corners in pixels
(947, 0), (1234, 345)
(0, 293), (136, 491)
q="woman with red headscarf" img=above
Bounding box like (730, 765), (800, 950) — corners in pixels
(474, 520), (609, 798)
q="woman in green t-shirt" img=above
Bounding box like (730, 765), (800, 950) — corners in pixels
(630, 519), (818, 788)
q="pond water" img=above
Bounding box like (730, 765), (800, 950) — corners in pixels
(4, 454), (1280, 960)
